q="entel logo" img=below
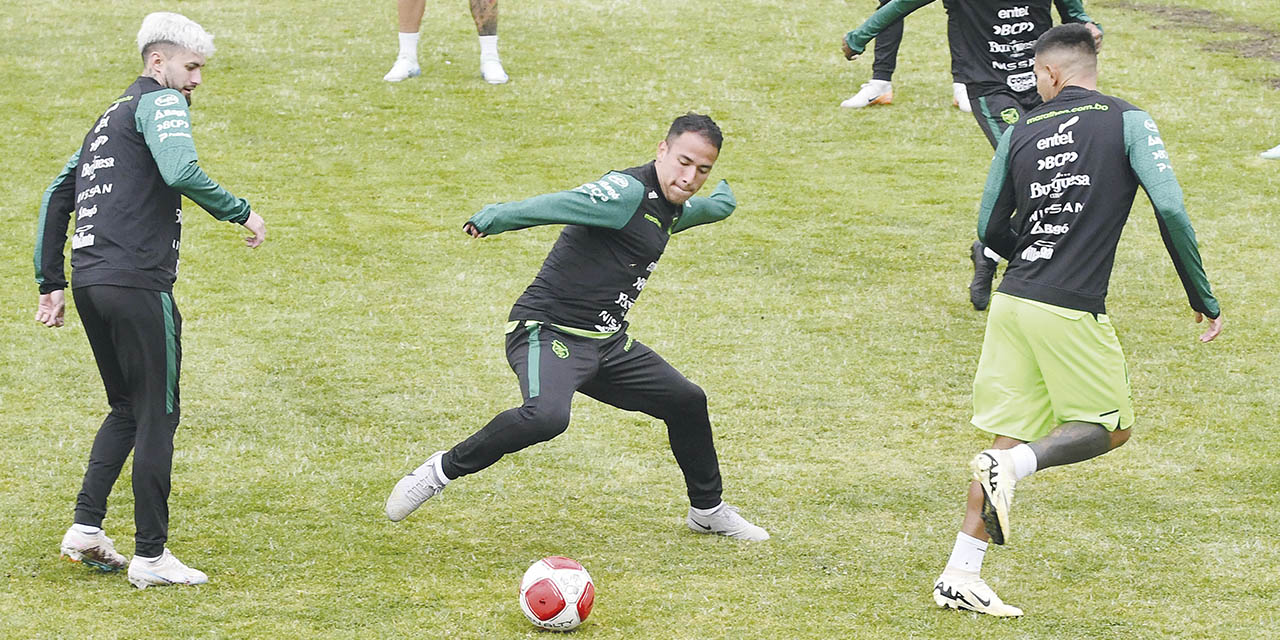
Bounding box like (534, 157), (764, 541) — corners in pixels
(154, 93), (181, 107)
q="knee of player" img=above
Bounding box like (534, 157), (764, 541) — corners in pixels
(1110, 427), (1131, 450)
(673, 383), (708, 411)
(516, 403), (571, 440)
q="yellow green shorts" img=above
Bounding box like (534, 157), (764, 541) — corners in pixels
(972, 293), (1135, 442)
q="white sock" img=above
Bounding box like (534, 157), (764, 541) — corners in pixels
(432, 454), (452, 484)
(868, 78), (891, 88)
(690, 501), (724, 516)
(71, 523), (102, 535)
(479, 35), (500, 62)
(945, 532), (988, 573)
(397, 32), (420, 62)
(1008, 443), (1038, 481)
(135, 553), (162, 562)
(983, 246), (1003, 263)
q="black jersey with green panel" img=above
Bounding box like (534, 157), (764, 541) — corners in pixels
(845, 0), (1095, 97)
(977, 86), (1218, 317)
(34, 76), (251, 294)
(466, 161), (736, 333)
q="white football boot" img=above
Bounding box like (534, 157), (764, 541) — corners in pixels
(686, 503), (769, 541)
(933, 568), (1024, 617)
(386, 451), (449, 521)
(480, 57), (508, 84)
(953, 82), (972, 112)
(127, 549), (208, 589)
(972, 449), (1017, 545)
(840, 80), (893, 108)
(60, 526), (127, 571)
(1261, 144), (1280, 160)
(383, 57), (421, 82)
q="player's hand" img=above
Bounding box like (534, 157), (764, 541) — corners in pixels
(842, 41), (860, 61)
(1194, 312), (1223, 343)
(1086, 23), (1103, 51)
(36, 290), (65, 328)
(242, 211), (266, 248)
(463, 222), (487, 238)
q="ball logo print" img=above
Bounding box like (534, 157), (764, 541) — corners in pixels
(519, 556), (595, 630)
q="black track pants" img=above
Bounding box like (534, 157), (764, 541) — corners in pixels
(443, 323), (724, 509)
(72, 285), (181, 558)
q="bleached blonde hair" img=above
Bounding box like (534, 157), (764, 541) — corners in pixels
(136, 12), (215, 59)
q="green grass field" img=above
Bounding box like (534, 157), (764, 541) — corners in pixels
(2, 0), (1277, 637)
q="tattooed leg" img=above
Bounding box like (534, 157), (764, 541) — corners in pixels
(1028, 421), (1130, 470)
(470, 0), (498, 36)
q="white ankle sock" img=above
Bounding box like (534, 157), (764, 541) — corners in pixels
(690, 502), (724, 516)
(983, 246), (1003, 263)
(1008, 444), (1038, 480)
(945, 532), (988, 573)
(135, 553), (162, 562)
(397, 32), (420, 61)
(71, 523), (102, 535)
(479, 35), (500, 62)
(432, 454), (452, 484)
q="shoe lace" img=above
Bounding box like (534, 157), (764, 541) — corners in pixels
(404, 473), (444, 503)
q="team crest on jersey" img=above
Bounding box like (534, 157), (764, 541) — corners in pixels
(552, 340), (570, 359)
(1000, 108), (1021, 125)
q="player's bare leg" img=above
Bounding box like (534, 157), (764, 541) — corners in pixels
(471, 0), (507, 84)
(384, 0), (426, 81)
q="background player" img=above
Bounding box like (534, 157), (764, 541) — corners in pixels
(385, 113), (768, 541)
(931, 24), (1222, 617)
(841, 0), (1102, 311)
(383, 0), (507, 84)
(840, 0), (971, 111)
(35, 12), (267, 589)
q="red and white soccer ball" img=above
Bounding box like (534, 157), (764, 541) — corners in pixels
(518, 556), (595, 631)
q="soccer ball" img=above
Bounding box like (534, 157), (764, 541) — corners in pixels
(518, 556), (595, 631)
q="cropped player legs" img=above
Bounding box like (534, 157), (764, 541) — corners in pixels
(870, 0), (903, 82)
(578, 337), (723, 509)
(442, 325), (596, 479)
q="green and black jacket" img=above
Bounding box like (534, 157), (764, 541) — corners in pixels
(34, 76), (251, 294)
(467, 161), (736, 334)
(978, 86), (1218, 317)
(844, 0), (1096, 97)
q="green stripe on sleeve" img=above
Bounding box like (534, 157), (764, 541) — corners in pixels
(34, 150), (81, 287)
(161, 292), (178, 414)
(467, 172), (644, 235)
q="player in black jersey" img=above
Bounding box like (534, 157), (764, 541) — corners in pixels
(931, 24), (1222, 617)
(385, 114), (769, 541)
(34, 12), (267, 589)
(842, 0), (1102, 311)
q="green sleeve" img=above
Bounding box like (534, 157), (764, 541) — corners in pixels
(34, 150), (81, 292)
(671, 180), (736, 234)
(1123, 110), (1218, 318)
(976, 127), (1018, 260)
(136, 89), (251, 223)
(467, 172), (645, 235)
(1053, 0), (1096, 25)
(844, 0), (934, 56)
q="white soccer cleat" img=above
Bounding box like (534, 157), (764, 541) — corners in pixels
(127, 549), (208, 589)
(480, 58), (508, 84)
(972, 449), (1017, 545)
(686, 503), (769, 541)
(383, 57), (421, 82)
(386, 451), (448, 521)
(933, 568), (1024, 617)
(840, 80), (893, 108)
(60, 526), (127, 572)
(1261, 144), (1280, 160)
(953, 82), (972, 113)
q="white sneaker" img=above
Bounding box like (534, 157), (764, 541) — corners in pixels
(60, 526), (127, 571)
(383, 57), (421, 82)
(971, 449), (1017, 545)
(386, 451), (448, 521)
(1261, 144), (1280, 160)
(840, 80), (893, 108)
(480, 58), (508, 84)
(686, 503), (769, 541)
(127, 549), (208, 589)
(933, 568), (1023, 617)
(953, 82), (972, 113)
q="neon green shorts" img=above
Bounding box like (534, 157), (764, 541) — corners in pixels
(972, 293), (1135, 441)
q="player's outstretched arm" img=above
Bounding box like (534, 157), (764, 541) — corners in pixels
(671, 180), (736, 234)
(1055, 0), (1103, 49)
(465, 172), (645, 236)
(843, 0), (934, 60)
(976, 128), (1019, 259)
(1123, 110), (1221, 324)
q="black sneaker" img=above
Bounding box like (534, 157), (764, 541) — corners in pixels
(969, 241), (997, 311)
